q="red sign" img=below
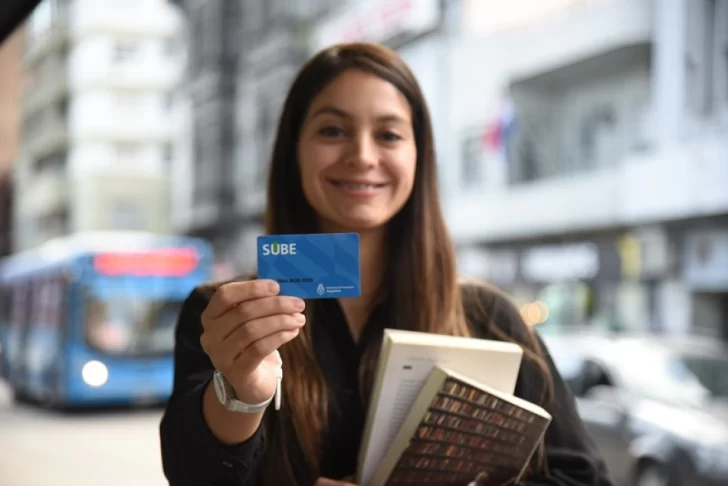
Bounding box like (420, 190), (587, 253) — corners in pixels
(93, 248), (200, 277)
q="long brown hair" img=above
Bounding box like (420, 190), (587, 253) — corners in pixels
(255, 42), (551, 484)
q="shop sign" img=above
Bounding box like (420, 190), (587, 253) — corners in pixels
(310, 0), (440, 51)
(521, 242), (600, 283)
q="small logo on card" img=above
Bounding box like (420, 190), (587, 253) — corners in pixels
(261, 241), (297, 256)
(317, 283), (325, 296)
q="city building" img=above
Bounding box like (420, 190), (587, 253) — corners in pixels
(231, 0), (452, 272)
(171, 0), (339, 275)
(447, 0), (728, 339)
(13, 0), (184, 251)
(171, 0), (459, 274)
(168, 0), (241, 278)
(0, 27), (24, 257)
(232, 0), (348, 273)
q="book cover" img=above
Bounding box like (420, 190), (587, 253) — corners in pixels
(369, 366), (552, 486)
(356, 330), (524, 486)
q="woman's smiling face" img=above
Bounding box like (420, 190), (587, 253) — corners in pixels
(297, 68), (417, 233)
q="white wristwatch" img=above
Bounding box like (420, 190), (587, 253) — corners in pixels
(212, 366), (282, 414)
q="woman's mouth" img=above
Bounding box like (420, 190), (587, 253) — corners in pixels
(329, 180), (387, 195)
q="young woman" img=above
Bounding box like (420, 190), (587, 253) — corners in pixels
(160, 42), (613, 486)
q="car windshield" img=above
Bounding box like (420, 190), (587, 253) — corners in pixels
(680, 355), (728, 398)
(612, 346), (711, 407)
(85, 296), (181, 356)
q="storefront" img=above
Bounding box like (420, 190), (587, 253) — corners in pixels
(682, 225), (728, 340)
(458, 230), (670, 336)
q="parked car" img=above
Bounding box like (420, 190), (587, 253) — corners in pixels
(541, 332), (728, 486)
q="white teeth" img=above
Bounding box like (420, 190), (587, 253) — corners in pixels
(337, 183), (380, 190)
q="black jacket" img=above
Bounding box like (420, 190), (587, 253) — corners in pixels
(159, 282), (614, 486)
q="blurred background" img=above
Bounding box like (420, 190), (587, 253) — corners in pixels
(0, 0), (727, 485)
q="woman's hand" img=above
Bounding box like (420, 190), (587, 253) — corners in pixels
(200, 279), (306, 404)
(314, 478), (358, 486)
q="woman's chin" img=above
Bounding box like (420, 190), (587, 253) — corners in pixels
(322, 213), (390, 233)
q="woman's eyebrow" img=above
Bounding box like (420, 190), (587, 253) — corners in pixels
(311, 105), (408, 124)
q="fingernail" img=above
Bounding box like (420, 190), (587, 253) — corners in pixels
(268, 281), (280, 293)
(294, 299), (305, 310)
(294, 313), (306, 324)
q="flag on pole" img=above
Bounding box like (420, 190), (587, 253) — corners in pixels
(482, 98), (517, 153)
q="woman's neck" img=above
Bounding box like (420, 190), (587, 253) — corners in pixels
(318, 223), (387, 339)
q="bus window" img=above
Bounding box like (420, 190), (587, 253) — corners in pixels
(0, 286), (10, 330)
(6, 282), (31, 374)
(34, 277), (65, 329)
(85, 294), (181, 356)
(0, 286), (10, 322)
(10, 284), (29, 328)
(50, 277), (68, 329)
(31, 281), (48, 327)
(0, 285), (11, 373)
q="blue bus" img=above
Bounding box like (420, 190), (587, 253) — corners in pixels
(0, 232), (214, 407)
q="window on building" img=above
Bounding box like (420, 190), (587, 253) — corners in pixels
(162, 92), (173, 111)
(110, 201), (146, 230)
(712, 0), (728, 111)
(256, 97), (277, 186)
(162, 143), (173, 166)
(35, 210), (69, 244)
(54, 97), (69, 121)
(200, 3), (220, 64)
(163, 37), (178, 58)
(261, 0), (274, 23)
(114, 90), (145, 108)
(578, 103), (617, 170)
(113, 41), (140, 64)
(192, 110), (221, 205)
(46, 210), (69, 237)
(22, 111), (43, 143)
(242, 0), (262, 31)
(685, 0), (718, 116)
(224, 0), (241, 49)
(115, 143), (144, 165)
(35, 152), (67, 173)
(113, 91), (147, 122)
(460, 134), (483, 190)
(512, 134), (540, 183)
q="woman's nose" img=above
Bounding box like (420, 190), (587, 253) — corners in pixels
(345, 134), (378, 168)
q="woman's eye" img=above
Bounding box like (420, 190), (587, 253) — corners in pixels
(319, 126), (344, 137)
(380, 131), (402, 142)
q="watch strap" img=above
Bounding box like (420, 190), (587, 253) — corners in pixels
(214, 367), (282, 414)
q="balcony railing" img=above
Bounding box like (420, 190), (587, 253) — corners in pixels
(23, 20), (70, 67)
(22, 62), (69, 116)
(21, 168), (69, 217)
(23, 112), (69, 160)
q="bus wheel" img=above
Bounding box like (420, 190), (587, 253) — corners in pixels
(39, 388), (61, 409)
(12, 388), (34, 405)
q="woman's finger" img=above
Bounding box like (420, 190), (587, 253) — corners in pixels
(202, 280), (280, 321)
(210, 295), (305, 341)
(314, 478), (358, 486)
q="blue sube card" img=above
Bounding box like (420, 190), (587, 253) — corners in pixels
(256, 233), (361, 299)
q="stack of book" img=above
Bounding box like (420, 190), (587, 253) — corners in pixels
(356, 330), (552, 486)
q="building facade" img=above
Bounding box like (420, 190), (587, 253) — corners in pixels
(0, 26), (24, 258)
(169, 0), (240, 278)
(171, 0), (458, 274)
(232, 0), (453, 272)
(232, 0), (344, 273)
(448, 0), (728, 339)
(172, 0), (339, 275)
(13, 0), (183, 251)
